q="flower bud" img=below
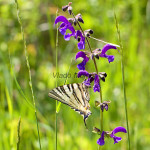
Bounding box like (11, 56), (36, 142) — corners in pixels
(93, 127), (101, 134)
(75, 14), (84, 23)
(68, 18), (74, 25)
(68, 2), (72, 6)
(98, 72), (107, 82)
(84, 29), (94, 37)
(100, 101), (111, 112)
(62, 5), (69, 12)
(95, 100), (100, 107)
(68, 6), (72, 15)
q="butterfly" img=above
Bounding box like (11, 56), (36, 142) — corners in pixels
(48, 83), (91, 126)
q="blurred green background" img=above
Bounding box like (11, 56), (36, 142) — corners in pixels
(0, 0), (150, 149)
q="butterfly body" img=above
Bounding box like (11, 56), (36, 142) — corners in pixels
(48, 83), (91, 126)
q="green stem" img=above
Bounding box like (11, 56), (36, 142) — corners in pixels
(14, 0), (41, 149)
(72, 12), (103, 133)
(114, 12), (130, 150)
(17, 117), (21, 150)
(55, 9), (59, 150)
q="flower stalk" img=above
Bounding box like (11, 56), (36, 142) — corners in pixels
(114, 12), (130, 150)
(54, 2), (127, 148)
(71, 12), (104, 132)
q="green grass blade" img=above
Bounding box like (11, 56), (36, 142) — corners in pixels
(14, 0), (42, 149)
(114, 11), (131, 150)
(17, 117), (21, 150)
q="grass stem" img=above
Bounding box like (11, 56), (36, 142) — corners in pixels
(114, 11), (131, 150)
(17, 117), (21, 150)
(55, 9), (59, 150)
(14, 0), (41, 149)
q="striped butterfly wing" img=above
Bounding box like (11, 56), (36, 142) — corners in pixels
(48, 83), (91, 126)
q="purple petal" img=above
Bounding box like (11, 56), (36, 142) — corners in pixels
(101, 44), (117, 55)
(60, 22), (65, 28)
(55, 16), (70, 25)
(77, 61), (86, 70)
(76, 51), (89, 70)
(104, 104), (108, 111)
(106, 55), (115, 63)
(77, 70), (89, 78)
(59, 26), (67, 35)
(64, 33), (72, 41)
(93, 74), (100, 92)
(113, 136), (122, 144)
(67, 25), (75, 35)
(112, 127), (127, 134)
(76, 30), (82, 37)
(76, 51), (87, 60)
(83, 76), (94, 87)
(99, 44), (116, 63)
(78, 41), (85, 50)
(76, 31), (85, 50)
(97, 131), (105, 146)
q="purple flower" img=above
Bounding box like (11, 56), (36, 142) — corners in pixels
(77, 70), (89, 78)
(75, 30), (85, 50)
(77, 71), (100, 90)
(97, 127), (127, 146)
(55, 16), (75, 41)
(110, 127), (127, 144)
(93, 74), (100, 92)
(99, 44), (117, 63)
(77, 70), (94, 86)
(76, 51), (89, 70)
(97, 131), (105, 146)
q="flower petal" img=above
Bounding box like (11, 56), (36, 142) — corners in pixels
(83, 76), (94, 87)
(106, 55), (114, 63)
(76, 51), (87, 60)
(76, 30), (82, 37)
(99, 44), (117, 63)
(113, 136), (122, 144)
(55, 16), (70, 25)
(101, 44), (117, 55)
(77, 61), (86, 70)
(64, 33), (72, 41)
(67, 25), (75, 35)
(97, 131), (105, 146)
(93, 74), (100, 92)
(59, 26), (67, 35)
(78, 41), (85, 50)
(112, 127), (127, 134)
(76, 30), (85, 50)
(60, 22), (66, 28)
(76, 51), (89, 70)
(77, 70), (89, 78)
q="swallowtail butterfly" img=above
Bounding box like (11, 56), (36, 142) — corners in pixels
(48, 83), (91, 126)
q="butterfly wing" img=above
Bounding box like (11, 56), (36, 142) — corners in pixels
(48, 83), (91, 125)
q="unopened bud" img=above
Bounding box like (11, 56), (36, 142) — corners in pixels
(68, 6), (72, 15)
(84, 29), (93, 37)
(62, 5), (69, 12)
(93, 127), (101, 134)
(68, 18), (74, 24)
(68, 2), (72, 6)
